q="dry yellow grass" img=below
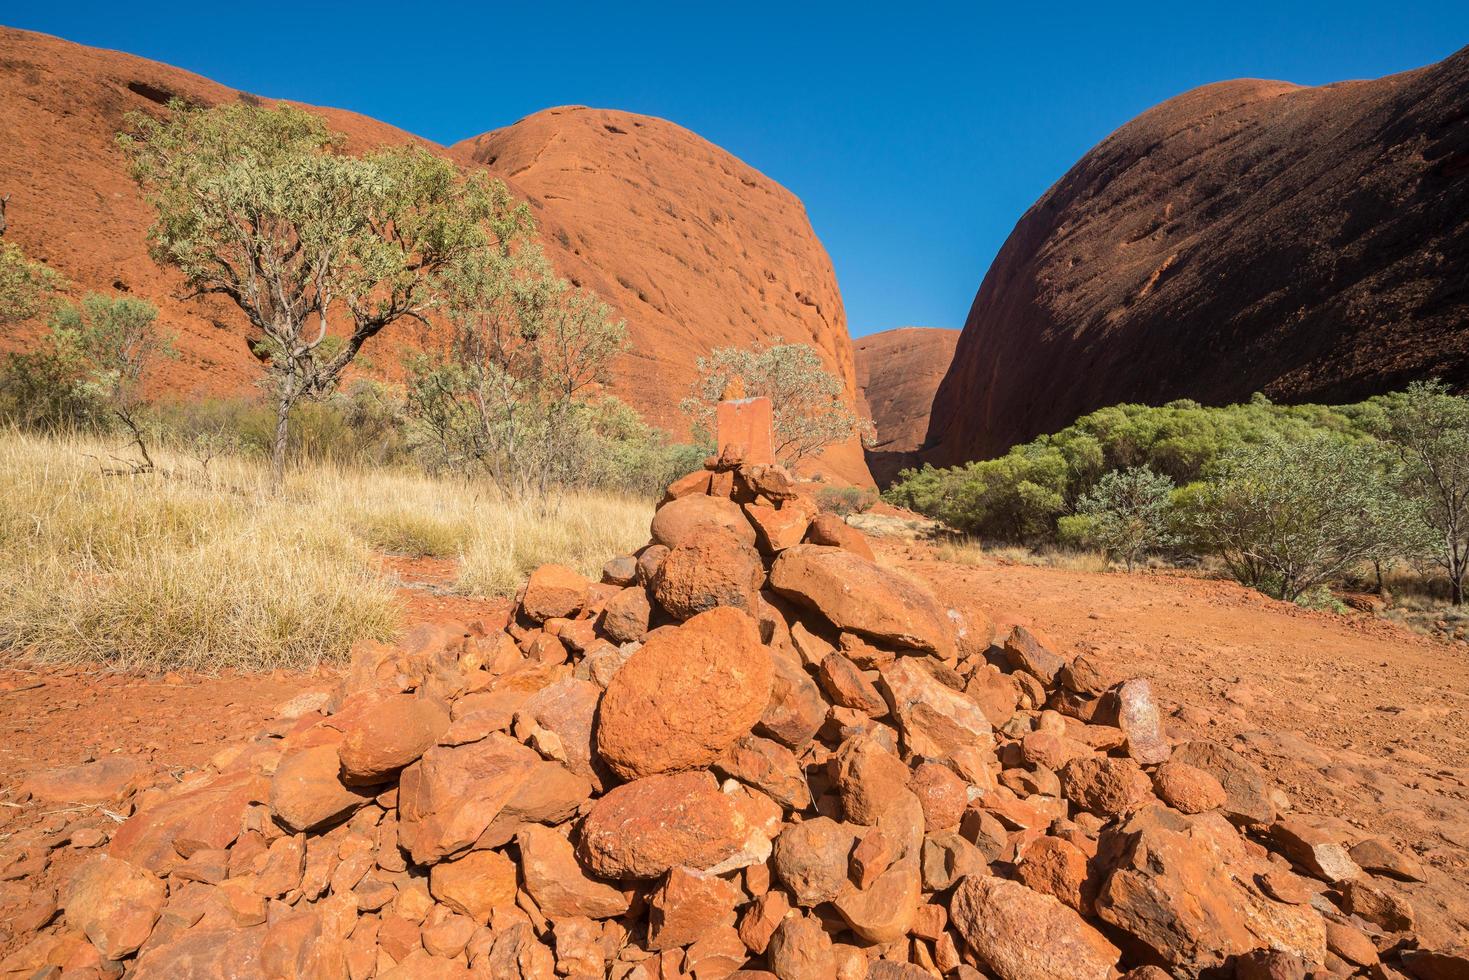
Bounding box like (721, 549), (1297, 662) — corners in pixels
(0, 429), (652, 672)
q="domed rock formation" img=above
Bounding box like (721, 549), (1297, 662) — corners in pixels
(0, 28), (871, 484)
(453, 107), (868, 484)
(854, 327), (959, 483)
(927, 46), (1469, 464)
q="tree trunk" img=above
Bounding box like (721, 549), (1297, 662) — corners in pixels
(271, 388), (293, 491)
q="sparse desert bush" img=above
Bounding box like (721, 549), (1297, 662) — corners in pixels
(1074, 465), (1177, 572)
(0, 428), (652, 671)
(816, 484), (876, 516)
(1184, 435), (1418, 602)
(0, 239), (61, 326)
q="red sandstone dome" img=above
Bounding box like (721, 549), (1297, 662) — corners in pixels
(926, 46), (1469, 465)
(854, 327), (960, 484)
(0, 27), (870, 484)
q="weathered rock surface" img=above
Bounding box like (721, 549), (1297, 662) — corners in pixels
(927, 49), (1469, 464)
(854, 326), (961, 484)
(597, 607), (773, 779)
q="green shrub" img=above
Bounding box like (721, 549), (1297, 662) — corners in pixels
(1075, 465), (1177, 571)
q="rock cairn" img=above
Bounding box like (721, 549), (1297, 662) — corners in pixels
(7, 453), (1465, 978)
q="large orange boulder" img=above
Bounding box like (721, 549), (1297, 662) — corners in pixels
(597, 607), (773, 780)
(269, 745), (376, 834)
(62, 854), (166, 960)
(769, 545), (953, 657)
(334, 693), (450, 786)
(950, 874), (1119, 980)
(653, 525), (764, 620)
(577, 771), (767, 880)
(650, 495), (756, 550)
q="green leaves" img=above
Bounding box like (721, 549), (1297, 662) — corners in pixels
(0, 241), (62, 328)
(681, 339), (873, 464)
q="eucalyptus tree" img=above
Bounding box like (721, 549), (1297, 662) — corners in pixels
(121, 101), (531, 486)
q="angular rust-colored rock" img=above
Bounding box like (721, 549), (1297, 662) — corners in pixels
(1094, 806), (1326, 973)
(647, 866), (742, 951)
(1339, 878), (1415, 932)
(911, 762), (969, 833)
(745, 502), (812, 554)
(20, 756), (152, 804)
(63, 853), (166, 960)
(1060, 756), (1153, 820)
(832, 856), (921, 943)
(1003, 627), (1064, 684)
(522, 564), (590, 622)
(664, 468), (714, 503)
(714, 734), (812, 812)
(878, 657), (993, 759)
(336, 693), (450, 786)
(270, 744), (376, 834)
(578, 771), (755, 880)
(130, 927), (267, 978)
(396, 734), (545, 863)
(1151, 760), (1226, 814)
(1016, 836), (1094, 914)
(832, 734), (913, 828)
(650, 494), (757, 550)
(803, 513), (876, 562)
(517, 823), (632, 920)
(770, 545), (952, 656)
(1348, 837), (1427, 883)
(766, 914), (836, 980)
(950, 874), (1118, 980)
(817, 652), (887, 716)
(429, 849), (517, 924)
(965, 666), (1022, 728)
(600, 586), (652, 644)
(1170, 740), (1277, 827)
(516, 677), (606, 786)
(772, 817), (854, 907)
(653, 525), (764, 620)
(598, 606), (773, 780)
(109, 768), (263, 873)
(757, 652), (827, 749)
(1400, 946), (1469, 980)
(1234, 949), (1309, 980)
(1269, 819), (1361, 883)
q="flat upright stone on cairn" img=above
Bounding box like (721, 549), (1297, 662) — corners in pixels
(15, 396), (1464, 978)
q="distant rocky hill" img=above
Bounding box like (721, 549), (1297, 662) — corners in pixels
(926, 46), (1469, 464)
(0, 28), (870, 484)
(853, 327), (959, 484)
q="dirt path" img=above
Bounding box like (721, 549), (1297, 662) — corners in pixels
(885, 541), (1469, 942)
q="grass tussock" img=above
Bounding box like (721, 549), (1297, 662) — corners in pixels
(0, 429), (652, 672)
(934, 537), (1111, 574)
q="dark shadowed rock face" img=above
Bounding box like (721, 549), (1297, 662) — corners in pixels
(927, 47), (1469, 464)
(855, 327), (960, 484)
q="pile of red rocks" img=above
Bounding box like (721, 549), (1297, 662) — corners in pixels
(6, 458), (1466, 980)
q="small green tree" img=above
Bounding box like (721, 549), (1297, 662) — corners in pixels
(51, 293), (176, 469)
(404, 244), (626, 498)
(1374, 380), (1469, 604)
(120, 100), (531, 488)
(1188, 436), (1417, 602)
(1074, 465), (1177, 571)
(0, 241), (61, 327)
(681, 339), (873, 465)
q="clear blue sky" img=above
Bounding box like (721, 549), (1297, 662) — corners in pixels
(8, 2), (1467, 336)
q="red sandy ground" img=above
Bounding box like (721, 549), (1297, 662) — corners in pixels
(3, 543), (1468, 953)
